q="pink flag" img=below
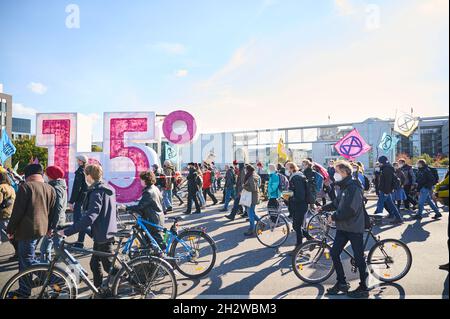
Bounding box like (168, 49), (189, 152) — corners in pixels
(334, 129), (371, 160)
(33, 157), (39, 164)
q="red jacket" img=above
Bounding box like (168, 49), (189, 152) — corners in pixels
(202, 171), (212, 189)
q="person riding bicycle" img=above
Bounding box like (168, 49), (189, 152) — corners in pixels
(320, 160), (369, 298)
(126, 171), (165, 249)
(58, 164), (119, 291)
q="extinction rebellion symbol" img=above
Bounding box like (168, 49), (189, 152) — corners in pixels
(339, 136), (363, 158)
(397, 114), (416, 133)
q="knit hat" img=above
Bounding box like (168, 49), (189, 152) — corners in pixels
(24, 164), (44, 179)
(378, 156), (389, 165)
(46, 166), (65, 180)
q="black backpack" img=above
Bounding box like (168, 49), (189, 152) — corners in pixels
(429, 167), (440, 185)
(363, 175), (371, 192)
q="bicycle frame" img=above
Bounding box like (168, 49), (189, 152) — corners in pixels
(37, 237), (131, 298)
(122, 216), (195, 260)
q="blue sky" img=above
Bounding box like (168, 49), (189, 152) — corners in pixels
(0, 0), (448, 141)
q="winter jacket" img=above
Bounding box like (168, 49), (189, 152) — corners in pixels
(243, 173), (260, 206)
(268, 173), (281, 199)
(323, 176), (365, 234)
(48, 179), (68, 229)
(163, 167), (175, 190)
(224, 168), (236, 189)
(288, 172), (308, 215)
(187, 168), (201, 194)
(202, 171), (212, 190)
(7, 176), (56, 240)
(400, 164), (416, 186)
(394, 169), (406, 187)
(378, 164), (396, 194)
(64, 181), (117, 243)
(235, 170), (246, 194)
(69, 165), (87, 205)
(0, 183), (16, 220)
(127, 185), (164, 227)
(416, 165), (436, 191)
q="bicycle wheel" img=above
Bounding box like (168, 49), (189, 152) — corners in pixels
(256, 214), (290, 248)
(306, 213), (336, 241)
(367, 239), (412, 283)
(168, 230), (217, 279)
(112, 256), (177, 299)
(292, 240), (335, 284)
(1, 265), (77, 299)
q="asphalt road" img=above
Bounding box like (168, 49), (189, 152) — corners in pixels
(0, 195), (448, 299)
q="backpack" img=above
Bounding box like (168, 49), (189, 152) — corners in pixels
(429, 167), (440, 185)
(305, 175), (317, 204)
(277, 173), (289, 192)
(363, 175), (370, 192)
(392, 175), (401, 191)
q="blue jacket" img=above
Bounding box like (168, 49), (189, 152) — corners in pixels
(65, 181), (117, 243)
(268, 173), (281, 199)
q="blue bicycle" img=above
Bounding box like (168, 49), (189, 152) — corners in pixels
(121, 211), (217, 279)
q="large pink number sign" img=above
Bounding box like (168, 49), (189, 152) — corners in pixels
(103, 113), (159, 203)
(36, 113), (92, 195)
(163, 110), (197, 144)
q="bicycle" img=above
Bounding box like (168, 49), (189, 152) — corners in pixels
(122, 210), (217, 279)
(292, 213), (412, 284)
(255, 197), (317, 248)
(1, 229), (177, 299)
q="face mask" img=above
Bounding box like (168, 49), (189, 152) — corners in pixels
(399, 164), (404, 168)
(334, 173), (343, 182)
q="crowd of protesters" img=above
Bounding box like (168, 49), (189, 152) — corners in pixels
(0, 151), (447, 298)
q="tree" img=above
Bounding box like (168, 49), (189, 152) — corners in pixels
(11, 137), (48, 173)
(91, 144), (103, 152)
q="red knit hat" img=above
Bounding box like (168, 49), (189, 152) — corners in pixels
(46, 166), (65, 180)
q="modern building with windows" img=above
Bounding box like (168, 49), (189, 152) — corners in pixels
(0, 92), (12, 137)
(12, 117), (32, 140)
(179, 115), (449, 172)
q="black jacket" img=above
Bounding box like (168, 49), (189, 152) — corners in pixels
(48, 179), (68, 229)
(127, 185), (163, 221)
(64, 181), (117, 243)
(224, 168), (236, 189)
(323, 176), (365, 234)
(416, 165), (435, 190)
(378, 164), (396, 194)
(69, 165), (88, 204)
(288, 172), (308, 215)
(187, 168), (201, 193)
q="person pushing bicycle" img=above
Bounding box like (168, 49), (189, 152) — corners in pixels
(318, 160), (370, 298)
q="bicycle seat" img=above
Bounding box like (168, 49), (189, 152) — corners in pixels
(167, 216), (186, 223)
(108, 231), (132, 239)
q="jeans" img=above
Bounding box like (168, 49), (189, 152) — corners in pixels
(330, 230), (368, 288)
(162, 189), (173, 210)
(247, 205), (260, 232)
(223, 187), (234, 210)
(196, 190), (206, 206)
(73, 202), (87, 246)
(417, 188), (440, 216)
(90, 241), (119, 288)
(40, 236), (63, 263)
(375, 192), (402, 220)
(18, 239), (39, 295)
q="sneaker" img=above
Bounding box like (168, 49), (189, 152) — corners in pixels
(412, 214), (423, 220)
(347, 285), (370, 299)
(432, 213), (442, 220)
(439, 263), (449, 271)
(244, 230), (254, 237)
(224, 215), (235, 221)
(325, 283), (350, 296)
(193, 211), (202, 214)
(212, 201), (218, 206)
(183, 211), (191, 215)
(166, 207), (173, 212)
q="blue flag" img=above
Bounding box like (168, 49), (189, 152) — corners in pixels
(0, 128), (16, 164)
(378, 132), (399, 153)
(165, 144), (178, 164)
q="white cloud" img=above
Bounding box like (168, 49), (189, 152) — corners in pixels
(153, 42), (187, 55)
(175, 69), (189, 78)
(334, 0), (356, 16)
(28, 82), (48, 95)
(12, 103), (38, 118)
